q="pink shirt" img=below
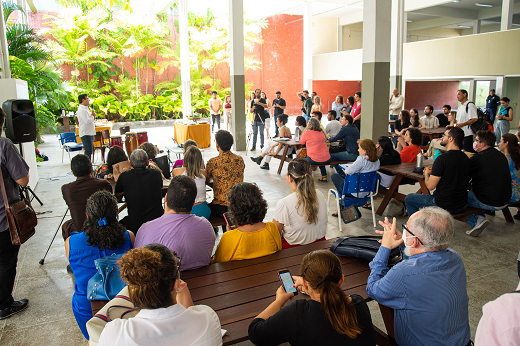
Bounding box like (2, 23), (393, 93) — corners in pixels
(475, 282), (520, 346)
(352, 102), (361, 120)
(300, 130), (331, 162)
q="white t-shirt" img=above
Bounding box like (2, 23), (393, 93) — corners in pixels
(98, 304), (222, 346)
(457, 100), (478, 136)
(273, 190), (327, 245)
(76, 104), (95, 137)
(182, 170), (207, 204)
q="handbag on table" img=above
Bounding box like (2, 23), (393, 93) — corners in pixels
(330, 235), (401, 264)
(340, 173), (361, 224)
(0, 167), (37, 245)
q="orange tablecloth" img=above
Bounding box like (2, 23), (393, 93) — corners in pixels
(174, 123), (211, 148)
(75, 125), (112, 144)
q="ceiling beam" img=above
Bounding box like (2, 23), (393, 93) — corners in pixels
(404, 0), (452, 12)
(411, 6), (478, 20)
(407, 17), (470, 31)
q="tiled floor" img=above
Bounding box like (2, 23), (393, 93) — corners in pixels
(1, 121), (518, 345)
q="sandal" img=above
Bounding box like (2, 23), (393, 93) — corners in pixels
(332, 212), (338, 217)
(361, 202), (372, 210)
(318, 176), (327, 182)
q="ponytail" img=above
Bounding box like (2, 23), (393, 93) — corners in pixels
(288, 158), (319, 224)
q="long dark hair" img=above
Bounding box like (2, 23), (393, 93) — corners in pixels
(83, 190), (127, 250)
(346, 96), (354, 107)
(410, 109), (420, 127)
(503, 133), (520, 170)
(301, 250), (360, 338)
(106, 146), (128, 173)
(378, 136), (400, 158)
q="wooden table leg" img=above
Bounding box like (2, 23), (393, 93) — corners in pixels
(277, 144), (289, 175)
(376, 174), (403, 216)
(418, 179), (430, 195)
(502, 207), (514, 224)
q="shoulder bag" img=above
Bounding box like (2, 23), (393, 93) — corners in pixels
(87, 252), (127, 302)
(330, 235), (401, 264)
(0, 167), (37, 245)
(340, 173), (361, 224)
(112, 161), (132, 182)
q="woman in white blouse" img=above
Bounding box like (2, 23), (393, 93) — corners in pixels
(98, 244), (222, 346)
(273, 158), (327, 249)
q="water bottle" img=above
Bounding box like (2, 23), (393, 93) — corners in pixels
(413, 151), (424, 173)
(294, 128), (299, 141)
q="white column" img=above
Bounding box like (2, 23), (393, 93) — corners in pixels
(229, 0), (246, 151)
(17, 0), (28, 25)
(473, 20), (481, 34)
(179, 0), (191, 119)
(338, 24), (343, 51)
(469, 80), (477, 102)
(0, 4), (11, 79)
(362, 0), (391, 140)
(303, 1), (313, 91)
(501, 0), (514, 31)
(496, 76), (505, 97)
(390, 0), (405, 91)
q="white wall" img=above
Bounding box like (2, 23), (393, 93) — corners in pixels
(313, 17), (338, 55)
(313, 49), (362, 81)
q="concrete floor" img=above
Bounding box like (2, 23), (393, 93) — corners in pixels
(1, 121), (518, 345)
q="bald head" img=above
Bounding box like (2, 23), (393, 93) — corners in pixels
(408, 207), (454, 252)
(392, 89), (399, 97)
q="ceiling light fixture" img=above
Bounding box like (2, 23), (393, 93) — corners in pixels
(407, 20), (412, 22)
(458, 25), (471, 28)
(452, 0), (460, 2)
(475, 3), (493, 7)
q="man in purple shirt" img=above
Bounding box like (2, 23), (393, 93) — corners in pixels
(134, 175), (215, 271)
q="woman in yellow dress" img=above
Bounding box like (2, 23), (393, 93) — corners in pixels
(212, 182), (281, 263)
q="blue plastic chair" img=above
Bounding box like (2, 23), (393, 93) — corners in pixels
(328, 171), (380, 230)
(59, 132), (84, 163)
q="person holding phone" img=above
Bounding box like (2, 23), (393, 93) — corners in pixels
(248, 250), (376, 345)
(212, 183), (281, 263)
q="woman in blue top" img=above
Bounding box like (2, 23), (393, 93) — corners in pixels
(331, 95), (347, 119)
(331, 139), (380, 216)
(499, 133), (520, 203)
(65, 190), (135, 339)
(495, 97), (514, 145)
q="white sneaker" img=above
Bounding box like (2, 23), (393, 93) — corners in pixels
(466, 217), (489, 237)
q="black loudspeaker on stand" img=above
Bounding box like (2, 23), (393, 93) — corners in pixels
(2, 99), (42, 206)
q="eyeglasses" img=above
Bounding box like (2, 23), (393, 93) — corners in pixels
(402, 223), (423, 245)
(173, 251), (182, 270)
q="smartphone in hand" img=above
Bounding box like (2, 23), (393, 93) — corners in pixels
(278, 270), (298, 295)
(223, 212), (237, 230)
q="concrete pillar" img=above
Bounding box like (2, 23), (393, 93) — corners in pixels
(473, 20), (481, 34)
(390, 0), (405, 92)
(468, 80), (477, 102)
(229, 0), (246, 151)
(338, 24), (343, 51)
(501, 0), (514, 31)
(303, 1), (313, 91)
(0, 4), (11, 79)
(179, 0), (191, 120)
(361, 0), (391, 140)
(496, 76), (505, 97)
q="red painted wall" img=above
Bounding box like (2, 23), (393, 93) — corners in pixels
(312, 80), (361, 113)
(404, 81), (459, 114)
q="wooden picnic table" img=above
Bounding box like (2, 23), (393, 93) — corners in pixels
(272, 138), (302, 174)
(419, 127), (446, 141)
(182, 238), (395, 346)
(376, 161), (433, 216)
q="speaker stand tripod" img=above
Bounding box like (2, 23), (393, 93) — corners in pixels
(17, 143), (43, 206)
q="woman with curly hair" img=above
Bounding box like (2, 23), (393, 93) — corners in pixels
(398, 128), (423, 162)
(98, 244), (221, 345)
(273, 158), (327, 249)
(330, 139), (380, 214)
(295, 115), (307, 137)
(212, 182), (281, 263)
(249, 250), (376, 346)
(65, 190), (135, 339)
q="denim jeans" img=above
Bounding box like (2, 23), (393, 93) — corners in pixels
(303, 112), (310, 122)
(211, 113), (221, 132)
(81, 135), (94, 160)
(273, 115), (279, 136)
(330, 151), (358, 175)
(389, 114), (398, 133)
(405, 194), (467, 216)
(495, 120), (510, 146)
(466, 191), (504, 228)
(331, 173), (345, 194)
(305, 156), (330, 177)
(486, 107), (497, 123)
(252, 120), (265, 148)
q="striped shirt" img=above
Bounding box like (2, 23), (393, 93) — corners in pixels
(367, 246), (471, 346)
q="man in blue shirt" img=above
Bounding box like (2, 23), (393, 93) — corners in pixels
(367, 207), (471, 346)
(486, 89), (500, 123)
(327, 114), (360, 176)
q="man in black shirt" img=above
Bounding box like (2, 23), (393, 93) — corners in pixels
(115, 149), (164, 234)
(486, 89), (500, 123)
(405, 127), (470, 215)
(249, 88), (268, 151)
(271, 91), (286, 138)
(436, 105), (451, 128)
(465, 130), (511, 236)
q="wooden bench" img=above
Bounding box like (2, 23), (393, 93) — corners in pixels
(209, 216), (226, 227)
(451, 202), (520, 224)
